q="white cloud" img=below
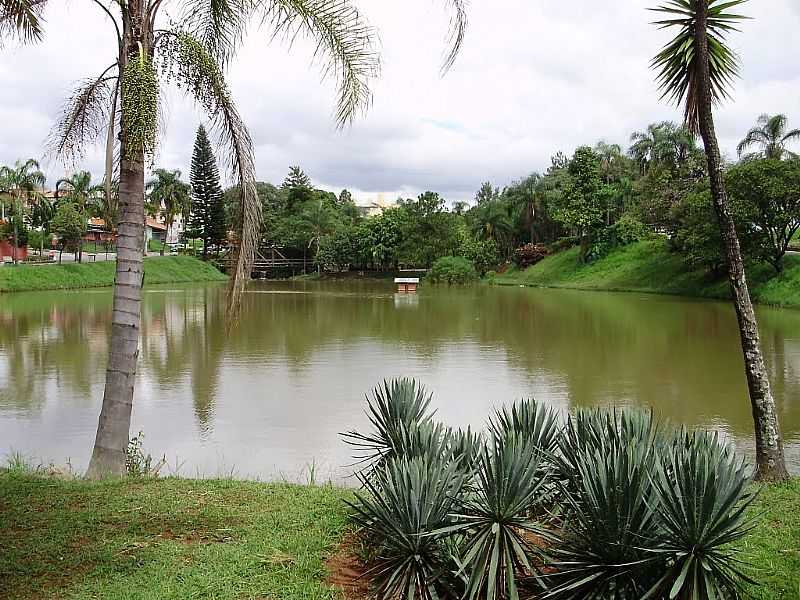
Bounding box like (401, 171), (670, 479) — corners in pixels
(1, 0), (799, 204)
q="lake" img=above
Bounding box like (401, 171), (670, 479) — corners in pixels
(1, 280), (799, 480)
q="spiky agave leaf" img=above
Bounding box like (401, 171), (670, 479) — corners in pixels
(489, 398), (561, 455)
(542, 439), (663, 599)
(0, 0), (47, 46)
(156, 31), (259, 321)
(643, 431), (757, 599)
(348, 455), (466, 600)
(552, 407), (663, 503)
(441, 435), (552, 600)
(342, 378), (436, 473)
(650, 0), (749, 134)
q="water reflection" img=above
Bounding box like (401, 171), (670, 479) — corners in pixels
(1, 280), (798, 479)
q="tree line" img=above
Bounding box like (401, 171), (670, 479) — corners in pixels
(222, 113), (799, 281)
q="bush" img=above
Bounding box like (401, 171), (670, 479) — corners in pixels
(512, 243), (550, 268)
(348, 456), (466, 600)
(427, 256), (478, 284)
(345, 381), (757, 600)
(586, 214), (652, 262)
(546, 236), (579, 253)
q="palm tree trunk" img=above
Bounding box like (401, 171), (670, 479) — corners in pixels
(86, 11), (148, 478)
(695, 3), (788, 481)
(86, 148), (145, 478)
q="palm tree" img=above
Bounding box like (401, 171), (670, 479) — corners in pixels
(506, 173), (542, 244)
(146, 169), (191, 255)
(651, 0), (788, 481)
(470, 201), (513, 257)
(629, 123), (668, 173)
(0, 159), (45, 263)
(737, 113), (800, 160)
(301, 199), (338, 272)
(55, 171), (102, 262)
(1, 0), (467, 478)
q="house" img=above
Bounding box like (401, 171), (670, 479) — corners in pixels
(357, 194), (398, 217)
(84, 217), (116, 244)
(145, 216), (168, 245)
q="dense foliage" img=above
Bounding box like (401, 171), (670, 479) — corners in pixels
(427, 256), (478, 284)
(211, 114), (799, 281)
(345, 379), (758, 600)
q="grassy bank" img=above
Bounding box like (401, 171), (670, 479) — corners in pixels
(0, 256), (227, 293)
(496, 239), (800, 308)
(0, 472), (797, 599)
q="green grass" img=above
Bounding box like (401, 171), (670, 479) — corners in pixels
(496, 238), (800, 308)
(0, 472), (351, 600)
(0, 472), (796, 599)
(740, 479), (800, 599)
(0, 256), (227, 293)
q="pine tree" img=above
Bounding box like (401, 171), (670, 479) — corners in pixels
(189, 125), (226, 259)
(281, 165), (313, 209)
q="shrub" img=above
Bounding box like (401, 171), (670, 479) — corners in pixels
(547, 236), (579, 253)
(648, 431), (757, 598)
(446, 435), (551, 600)
(512, 243), (550, 268)
(586, 214), (652, 261)
(427, 256), (478, 284)
(489, 398), (561, 456)
(341, 378), (436, 475)
(348, 456), (466, 600)
(346, 384), (757, 600)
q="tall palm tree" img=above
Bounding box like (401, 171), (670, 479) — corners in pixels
(146, 168), (191, 255)
(55, 170), (103, 262)
(507, 173), (542, 244)
(629, 122), (669, 173)
(0, 159), (45, 263)
(301, 198), (338, 272)
(1, 0), (467, 478)
(737, 113), (800, 160)
(651, 0), (788, 481)
(470, 201), (513, 257)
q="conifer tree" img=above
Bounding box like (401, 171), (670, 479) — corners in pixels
(189, 125), (226, 259)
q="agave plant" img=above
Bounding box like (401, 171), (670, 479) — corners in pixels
(542, 440), (663, 599)
(489, 398), (561, 455)
(552, 408), (662, 502)
(342, 378), (436, 473)
(442, 435), (551, 600)
(348, 455), (466, 600)
(644, 432), (757, 599)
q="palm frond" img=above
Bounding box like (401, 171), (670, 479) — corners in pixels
(440, 0), (468, 74)
(737, 126), (769, 158)
(650, 0), (748, 134)
(181, 0), (252, 67)
(0, 0), (47, 45)
(254, 0), (380, 127)
(46, 64), (119, 165)
(157, 31), (260, 320)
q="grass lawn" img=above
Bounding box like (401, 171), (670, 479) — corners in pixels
(496, 238), (800, 308)
(0, 472), (797, 599)
(0, 256), (227, 293)
(0, 472), (350, 600)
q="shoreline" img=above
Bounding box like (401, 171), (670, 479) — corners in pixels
(493, 239), (800, 309)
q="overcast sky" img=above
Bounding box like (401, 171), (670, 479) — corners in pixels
(1, 1), (799, 204)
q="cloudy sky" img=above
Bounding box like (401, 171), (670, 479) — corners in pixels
(1, 1), (799, 205)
